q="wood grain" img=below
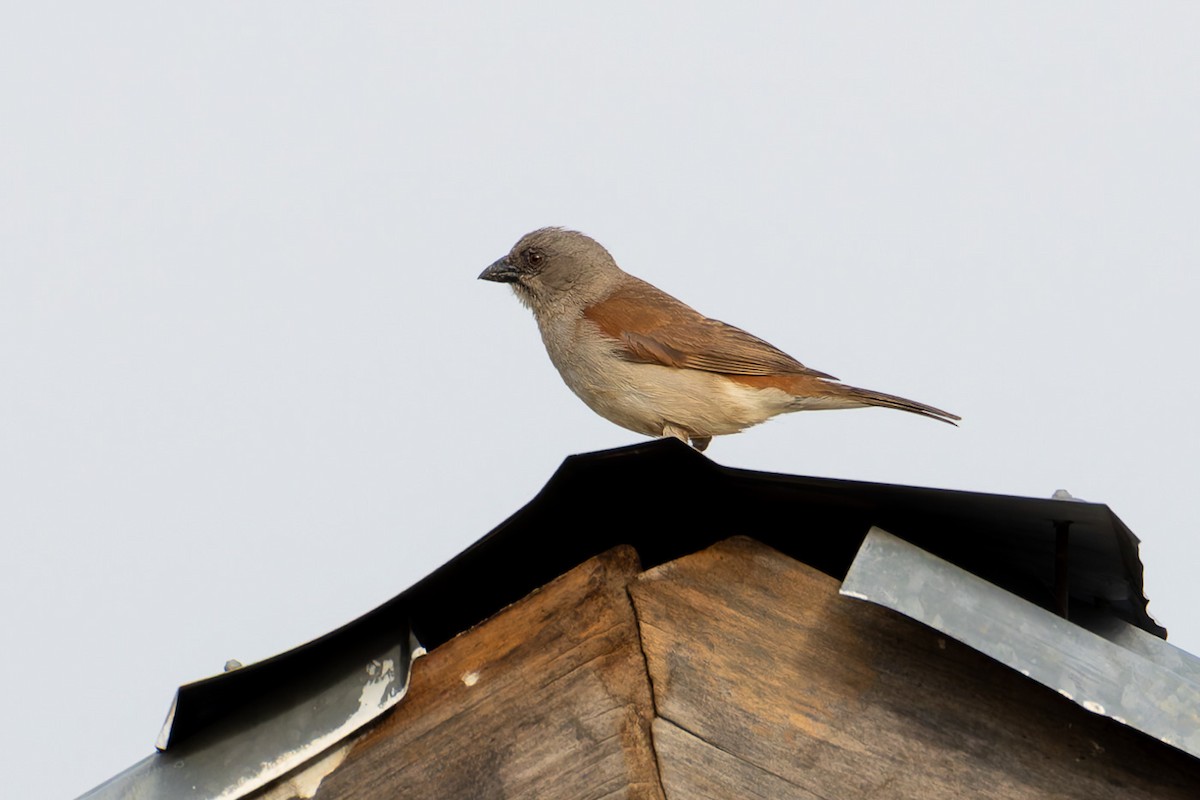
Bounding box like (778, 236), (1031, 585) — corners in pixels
(653, 717), (823, 800)
(313, 545), (664, 800)
(630, 536), (1200, 799)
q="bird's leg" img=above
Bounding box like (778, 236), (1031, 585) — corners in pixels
(661, 424), (710, 451)
(661, 423), (691, 447)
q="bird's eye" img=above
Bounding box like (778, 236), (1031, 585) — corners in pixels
(526, 250), (544, 267)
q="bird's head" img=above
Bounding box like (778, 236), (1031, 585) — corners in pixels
(479, 227), (621, 313)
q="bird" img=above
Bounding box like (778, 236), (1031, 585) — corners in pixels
(479, 227), (958, 451)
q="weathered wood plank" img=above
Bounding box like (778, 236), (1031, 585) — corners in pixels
(312, 545), (664, 800)
(653, 717), (823, 800)
(631, 536), (1200, 799)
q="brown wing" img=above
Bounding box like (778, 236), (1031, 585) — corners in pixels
(583, 277), (836, 380)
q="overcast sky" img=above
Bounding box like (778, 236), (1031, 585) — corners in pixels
(4, 4), (1198, 797)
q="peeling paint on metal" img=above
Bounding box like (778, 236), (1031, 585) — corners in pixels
(211, 656), (402, 800)
(359, 658), (397, 708)
(255, 744), (350, 800)
(78, 631), (423, 800)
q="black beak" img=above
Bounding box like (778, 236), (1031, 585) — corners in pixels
(478, 257), (520, 283)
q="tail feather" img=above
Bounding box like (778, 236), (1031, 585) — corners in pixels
(735, 372), (960, 425)
(833, 384), (960, 425)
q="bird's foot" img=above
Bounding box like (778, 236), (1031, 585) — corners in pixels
(661, 424), (710, 452)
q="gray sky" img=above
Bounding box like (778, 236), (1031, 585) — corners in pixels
(3, 4), (1198, 797)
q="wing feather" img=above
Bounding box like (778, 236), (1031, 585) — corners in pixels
(583, 278), (836, 380)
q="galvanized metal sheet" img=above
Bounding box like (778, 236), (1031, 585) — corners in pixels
(77, 630), (422, 800)
(841, 527), (1200, 760)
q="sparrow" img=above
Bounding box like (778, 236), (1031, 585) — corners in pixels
(479, 227), (958, 451)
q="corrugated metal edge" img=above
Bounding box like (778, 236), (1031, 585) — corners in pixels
(841, 527), (1200, 759)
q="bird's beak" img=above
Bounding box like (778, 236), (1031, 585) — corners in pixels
(478, 257), (520, 283)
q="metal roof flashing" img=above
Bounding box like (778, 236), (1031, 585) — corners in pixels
(78, 439), (1177, 799)
(842, 528), (1200, 759)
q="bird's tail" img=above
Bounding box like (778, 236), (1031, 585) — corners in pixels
(834, 384), (960, 425)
